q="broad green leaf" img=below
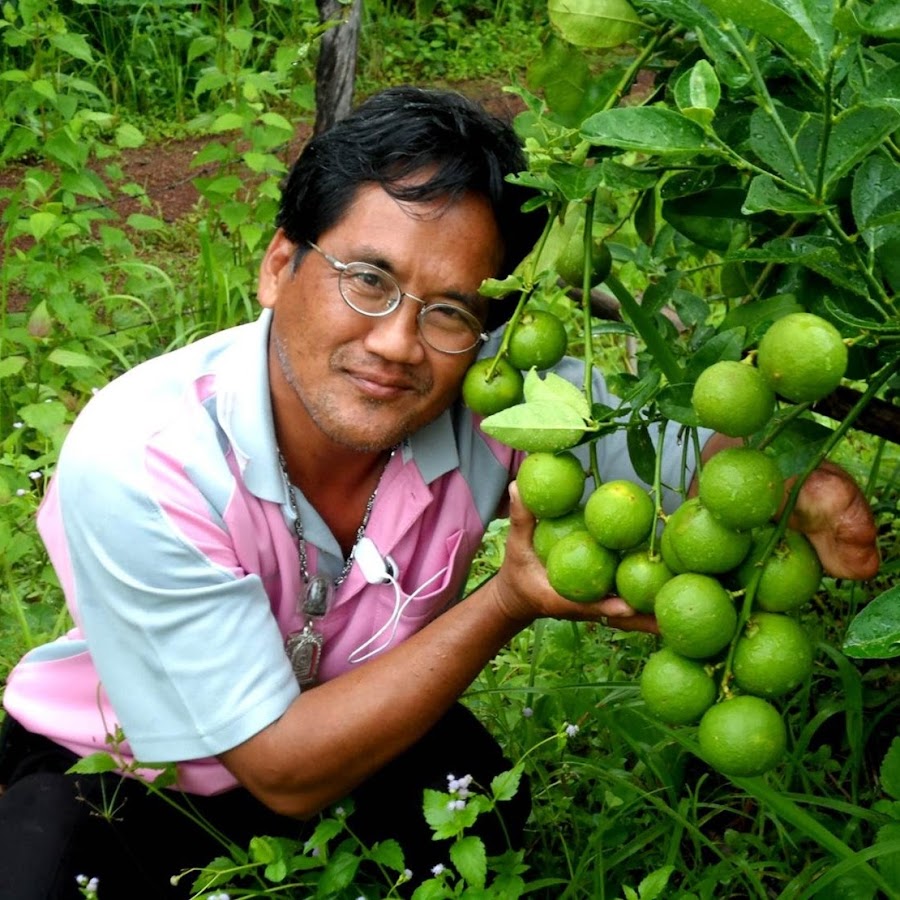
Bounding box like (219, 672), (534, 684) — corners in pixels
(368, 839), (404, 872)
(49, 31), (94, 63)
(0, 356), (27, 378)
(66, 751), (121, 775)
(547, 161), (606, 203)
(44, 130), (89, 170)
(451, 835), (487, 889)
(684, 328), (745, 380)
(316, 849), (360, 894)
(822, 103), (900, 194)
(732, 235), (868, 297)
(823, 298), (900, 334)
(187, 35), (216, 65)
(743, 174), (824, 215)
(210, 112), (246, 133)
(548, 0), (643, 49)
(491, 765), (524, 802)
(720, 293), (804, 340)
(523, 369), (592, 419)
(582, 107), (706, 155)
(863, 0), (900, 38)
(748, 105), (820, 190)
(875, 823), (900, 891)
(657, 384), (699, 426)
(48, 348), (101, 369)
(638, 865), (676, 900)
(19, 401), (68, 436)
(126, 213), (165, 232)
(225, 27), (254, 52)
(881, 738), (900, 800)
(260, 111), (294, 132)
(674, 60), (720, 115)
(626, 423), (656, 485)
(662, 187), (748, 251)
(481, 401), (590, 452)
(31, 78), (57, 103)
(702, 0), (833, 74)
(115, 123), (145, 149)
(28, 211), (58, 241)
(852, 156), (900, 249)
(843, 585), (900, 659)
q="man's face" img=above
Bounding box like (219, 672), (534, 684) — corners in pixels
(259, 183), (504, 454)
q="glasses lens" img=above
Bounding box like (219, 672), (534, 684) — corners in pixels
(419, 304), (483, 353)
(339, 263), (400, 315)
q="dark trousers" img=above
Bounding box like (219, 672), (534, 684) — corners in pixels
(0, 705), (529, 899)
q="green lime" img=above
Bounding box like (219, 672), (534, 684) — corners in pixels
(654, 572), (738, 659)
(737, 526), (823, 612)
(732, 612), (814, 698)
(546, 531), (618, 603)
(698, 695), (787, 777)
(661, 498), (752, 575)
(698, 447), (784, 531)
(516, 450), (586, 520)
(640, 647), (717, 725)
(462, 358), (524, 416)
(584, 479), (656, 551)
(691, 360), (775, 438)
(506, 310), (568, 371)
(614, 548), (674, 614)
(756, 312), (848, 403)
(554, 207), (613, 288)
(532, 507), (587, 565)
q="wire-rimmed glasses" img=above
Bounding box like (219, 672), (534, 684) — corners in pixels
(307, 242), (488, 355)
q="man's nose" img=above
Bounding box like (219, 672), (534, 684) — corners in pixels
(362, 297), (427, 364)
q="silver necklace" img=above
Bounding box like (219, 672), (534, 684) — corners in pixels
(277, 449), (393, 686)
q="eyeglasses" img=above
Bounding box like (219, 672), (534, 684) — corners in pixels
(307, 242), (488, 355)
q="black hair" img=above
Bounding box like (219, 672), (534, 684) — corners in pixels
(275, 85), (543, 330)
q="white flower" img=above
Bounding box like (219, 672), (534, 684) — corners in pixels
(565, 723), (579, 738)
(522, 707), (533, 718)
(12, 421), (23, 429)
(28, 470), (42, 480)
(16, 489), (27, 496)
(431, 863), (445, 875)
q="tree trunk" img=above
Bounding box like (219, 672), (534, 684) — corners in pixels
(314, 0), (362, 135)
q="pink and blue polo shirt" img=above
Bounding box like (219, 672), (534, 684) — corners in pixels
(3, 310), (696, 795)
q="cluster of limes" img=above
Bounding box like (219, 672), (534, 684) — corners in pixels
(505, 311), (848, 779)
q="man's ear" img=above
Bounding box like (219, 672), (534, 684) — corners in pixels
(258, 229), (298, 309)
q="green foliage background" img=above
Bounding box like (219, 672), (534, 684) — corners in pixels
(1, 0), (899, 897)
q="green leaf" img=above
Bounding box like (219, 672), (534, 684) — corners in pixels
(638, 865), (676, 900)
(862, 0), (900, 38)
(28, 211), (58, 241)
(66, 751), (121, 775)
(748, 105), (819, 189)
(852, 156), (900, 250)
(317, 849), (360, 894)
(657, 384), (699, 426)
(211, 112), (246, 133)
(225, 27), (254, 51)
(0, 356), (27, 379)
(47, 348), (101, 369)
(702, 0), (833, 74)
(125, 213), (165, 232)
(49, 31), (94, 63)
(115, 123), (145, 149)
(523, 369), (592, 419)
(881, 738), (900, 800)
(491, 765), (523, 802)
(451, 836), (487, 889)
(547, 161), (606, 203)
(368, 839), (405, 872)
(582, 107), (707, 155)
(843, 586), (900, 659)
(822, 103), (900, 194)
(548, 0), (643, 49)
(18, 401), (68, 436)
(481, 400), (590, 452)
(662, 187), (748, 251)
(626, 422), (657, 485)
(674, 60), (720, 115)
(743, 174), (824, 215)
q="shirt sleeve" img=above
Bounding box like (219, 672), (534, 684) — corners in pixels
(46, 404), (300, 764)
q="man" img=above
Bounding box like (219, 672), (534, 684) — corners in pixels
(0, 87), (878, 899)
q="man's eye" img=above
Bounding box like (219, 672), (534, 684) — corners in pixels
(349, 270), (389, 292)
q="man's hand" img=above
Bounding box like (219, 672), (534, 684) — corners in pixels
(490, 482), (658, 634)
(785, 461), (880, 580)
